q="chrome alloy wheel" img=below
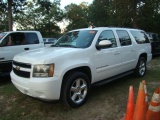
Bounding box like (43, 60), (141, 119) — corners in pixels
(139, 60), (146, 76)
(70, 78), (87, 104)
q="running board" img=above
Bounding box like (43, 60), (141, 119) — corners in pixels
(92, 70), (134, 86)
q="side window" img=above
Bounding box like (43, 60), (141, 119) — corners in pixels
(130, 30), (150, 44)
(1, 33), (27, 46)
(1, 34), (13, 46)
(98, 30), (117, 48)
(116, 30), (132, 46)
(25, 33), (39, 44)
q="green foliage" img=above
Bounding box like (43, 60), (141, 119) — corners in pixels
(107, 0), (133, 27)
(0, 9), (8, 31)
(88, 0), (111, 27)
(14, 0), (64, 37)
(64, 3), (88, 31)
(137, 0), (160, 33)
(1, 0), (160, 34)
(0, 0), (27, 31)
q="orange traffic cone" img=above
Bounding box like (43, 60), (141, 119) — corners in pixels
(142, 80), (149, 115)
(146, 87), (160, 120)
(132, 82), (145, 120)
(125, 86), (134, 120)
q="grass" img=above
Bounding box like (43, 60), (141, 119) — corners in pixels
(0, 56), (160, 120)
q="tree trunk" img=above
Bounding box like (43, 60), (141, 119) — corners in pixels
(8, 0), (12, 31)
(130, 0), (138, 28)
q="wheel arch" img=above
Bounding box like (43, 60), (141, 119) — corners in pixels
(60, 66), (92, 97)
(134, 53), (147, 77)
(139, 53), (147, 60)
(135, 53), (147, 69)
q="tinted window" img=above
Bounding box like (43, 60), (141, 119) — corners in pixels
(98, 30), (117, 47)
(25, 33), (39, 44)
(1, 33), (27, 46)
(13, 33), (27, 45)
(1, 34), (13, 46)
(130, 31), (150, 44)
(116, 30), (132, 46)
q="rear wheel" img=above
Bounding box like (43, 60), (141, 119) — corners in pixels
(135, 57), (146, 77)
(61, 72), (90, 108)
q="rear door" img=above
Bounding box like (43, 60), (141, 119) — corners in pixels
(116, 30), (136, 71)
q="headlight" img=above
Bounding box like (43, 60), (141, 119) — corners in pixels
(33, 64), (54, 77)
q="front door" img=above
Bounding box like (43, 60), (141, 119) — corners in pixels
(94, 30), (122, 82)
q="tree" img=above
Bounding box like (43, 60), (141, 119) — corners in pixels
(107, 0), (133, 27)
(14, 0), (64, 37)
(0, 0), (26, 31)
(64, 3), (89, 31)
(38, 0), (64, 36)
(88, 0), (111, 27)
(137, 0), (160, 33)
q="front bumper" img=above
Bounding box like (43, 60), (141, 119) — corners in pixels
(11, 71), (62, 100)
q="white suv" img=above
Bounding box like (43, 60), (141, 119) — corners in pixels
(11, 27), (152, 107)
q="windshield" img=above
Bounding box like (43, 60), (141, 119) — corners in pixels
(0, 32), (7, 41)
(53, 30), (97, 48)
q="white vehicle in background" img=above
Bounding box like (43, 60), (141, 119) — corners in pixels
(0, 31), (52, 76)
(43, 38), (57, 44)
(11, 27), (152, 107)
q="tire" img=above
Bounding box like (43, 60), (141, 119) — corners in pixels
(134, 57), (146, 77)
(61, 72), (90, 108)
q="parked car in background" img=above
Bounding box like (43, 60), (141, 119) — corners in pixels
(43, 38), (57, 44)
(0, 31), (52, 76)
(146, 32), (160, 55)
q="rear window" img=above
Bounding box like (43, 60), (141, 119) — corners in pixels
(130, 31), (150, 44)
(25, 33), (39, 44)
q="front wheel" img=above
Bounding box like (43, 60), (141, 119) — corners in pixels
(61, 72), (90, 108)
(134, 57), (146, 77)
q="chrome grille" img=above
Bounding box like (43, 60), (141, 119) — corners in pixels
(13, 61), (31, 78)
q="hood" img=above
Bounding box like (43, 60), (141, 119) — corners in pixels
(13, 47), (82, 64)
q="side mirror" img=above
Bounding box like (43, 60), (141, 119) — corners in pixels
(96, 40), (112, 50)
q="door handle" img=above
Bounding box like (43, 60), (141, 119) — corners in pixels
(24, 48), (29, 50)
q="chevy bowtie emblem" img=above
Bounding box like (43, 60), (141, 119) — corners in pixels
(16, 66), (20, 71)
